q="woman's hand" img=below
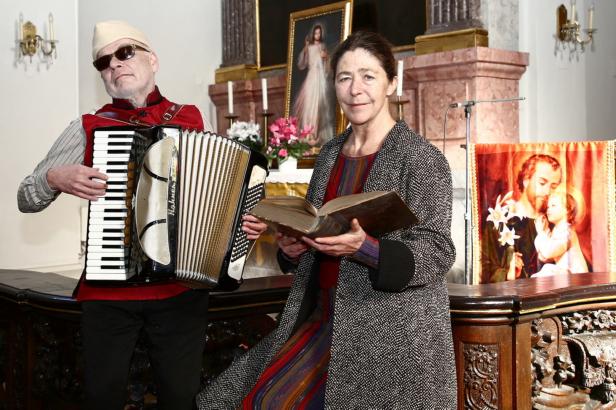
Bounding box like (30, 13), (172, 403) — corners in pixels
(241, 215), (268, 240)
(277, 232), (309, 260)
(301, 218), (366, 257)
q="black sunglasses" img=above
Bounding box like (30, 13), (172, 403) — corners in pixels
(93, 44), (149, 71)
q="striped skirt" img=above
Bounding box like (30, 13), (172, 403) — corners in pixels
(242, 288), (335, 409)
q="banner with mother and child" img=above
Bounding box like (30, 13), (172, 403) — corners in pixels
(470, 140), (615, 284)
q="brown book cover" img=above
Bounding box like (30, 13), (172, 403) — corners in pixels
(250, 191), (418, 238)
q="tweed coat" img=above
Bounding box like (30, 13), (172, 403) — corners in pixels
(198, 121), (457, 409)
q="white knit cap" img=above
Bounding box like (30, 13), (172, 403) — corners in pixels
(92, 20), (152, 60)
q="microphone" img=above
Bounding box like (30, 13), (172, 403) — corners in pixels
(448, 96), (525, 109)
(449, 101), (476, 108)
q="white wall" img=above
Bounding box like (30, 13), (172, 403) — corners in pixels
(519, 0), (616, 141)
(0, 0), (81, 272)
(1, 0), (221, 272)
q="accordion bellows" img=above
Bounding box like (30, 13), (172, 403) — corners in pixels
(84, 126), (268, 290)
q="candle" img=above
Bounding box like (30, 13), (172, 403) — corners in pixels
(570, 2), (576, 22)
(227, 81), (234, 114)
(261, 78), (268, 111)
(396, 60), (403, 97)
(588, 5), (594, 30)
(48, 13), (54, 41)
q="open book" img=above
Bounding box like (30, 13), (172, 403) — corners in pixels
(250, 191), (418, 238)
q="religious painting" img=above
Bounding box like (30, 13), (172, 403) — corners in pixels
(257, 0), (425, 68)
(470, 141), (616, 284)
(284, 1), (352, 148)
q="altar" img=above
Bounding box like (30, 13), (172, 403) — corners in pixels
(3, 269), (616, 409)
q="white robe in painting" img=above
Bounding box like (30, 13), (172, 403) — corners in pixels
(293, 42), (333, 145)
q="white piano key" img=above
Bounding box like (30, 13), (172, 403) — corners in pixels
(87, 251), (127, 259)
(87, 231), (125, 239)
(86, 259), (126, 267)
(87, 225), (126, 233)
(87, 238), (125, 246)
(85, 272), (134, 280)
(90, 203), (127, 211)
(88, 245), (126, 253)
(85, 267), (128, 274)
(89, 218), (126, 226)
(90, 211), (128, 218)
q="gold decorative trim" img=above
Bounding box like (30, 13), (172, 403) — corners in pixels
(257, 63), (287, 72)
(469, 143), (482, 285)
(392, 44), (416, 53)
(215, 64), (259, 83)
(608, 140), (616, 272)
(415, 28), (488, 55)
(284, 1), (352, 137)
(451, 294), (616, 317)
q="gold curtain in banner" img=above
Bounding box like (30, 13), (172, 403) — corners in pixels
(470, 141), (616, 284)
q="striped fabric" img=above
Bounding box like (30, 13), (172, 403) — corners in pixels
(242, 153), (377, 409)
(242, 289), (334, 409)
(319, 152), (378, 289)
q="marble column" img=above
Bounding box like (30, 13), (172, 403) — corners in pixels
(217, 0), (259, 82)
(426, 0), (485, 34)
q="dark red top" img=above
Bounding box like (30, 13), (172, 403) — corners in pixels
(318, 151), (378, 289)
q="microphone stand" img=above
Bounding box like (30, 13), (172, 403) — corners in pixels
(457, 97), (525, 284)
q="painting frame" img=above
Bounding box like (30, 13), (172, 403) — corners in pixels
(284, 1), (353, 148)
(470, 141), (616, 285)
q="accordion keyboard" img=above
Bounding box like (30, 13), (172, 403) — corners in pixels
(85, 130), (136, 280)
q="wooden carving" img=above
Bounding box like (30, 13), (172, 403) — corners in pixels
(463, 343), (499, 409)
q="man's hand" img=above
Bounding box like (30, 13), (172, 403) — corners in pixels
(46, 164), (108, 201)
(301, 218), (366, 257)
(242, 214), (268, 240)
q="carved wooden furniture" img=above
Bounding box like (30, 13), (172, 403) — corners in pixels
(450, 272), (616, 409)
(0, 269), (291, 409)
(4, 269), (616, 409)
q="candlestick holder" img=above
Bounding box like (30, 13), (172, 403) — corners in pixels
(390, 96), (409, 121)
(225, 113), (239, 129)
(258, 111), (273, 154)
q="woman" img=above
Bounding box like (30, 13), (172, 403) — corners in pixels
(199, 31), (457, 409)
(293, 24), (333, 145)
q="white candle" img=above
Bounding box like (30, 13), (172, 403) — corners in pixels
(588, 5), (594, 30)
(396, 60), (404, 96)
(48, 13), (54, 41)
(227, 81), (234, 114)
(261, 78), (268, 111)
(570, 2), (576, 22)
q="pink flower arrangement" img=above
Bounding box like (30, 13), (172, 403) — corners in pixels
(266, 117), (313, 163)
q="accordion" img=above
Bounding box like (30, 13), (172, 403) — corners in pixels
(83, 126), (268, 290)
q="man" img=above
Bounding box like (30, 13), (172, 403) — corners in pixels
(17, 20), (267, 409)
(481, 154), (562, 282)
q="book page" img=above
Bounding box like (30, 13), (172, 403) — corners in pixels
(318, 191), (390, 216)
(257, 196), (317, 216)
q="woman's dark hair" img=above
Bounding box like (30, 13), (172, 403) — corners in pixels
(330, 31), (396, 81)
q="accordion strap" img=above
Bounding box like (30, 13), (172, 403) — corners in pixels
(95, 103), (185, 126)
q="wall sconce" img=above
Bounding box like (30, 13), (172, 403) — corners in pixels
(557, 3), (596, 49)
(17, 13), (58, 63)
